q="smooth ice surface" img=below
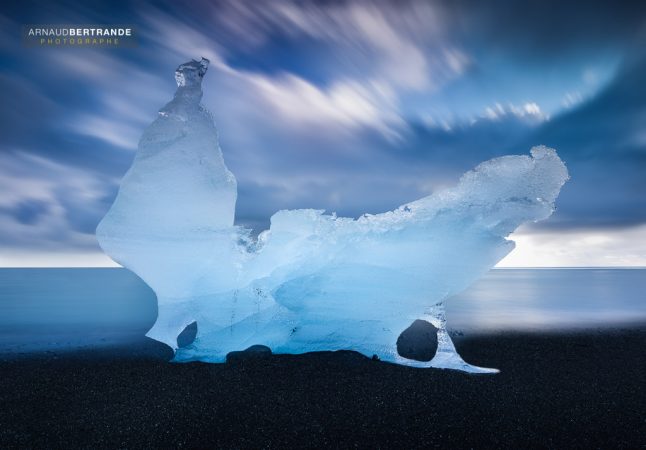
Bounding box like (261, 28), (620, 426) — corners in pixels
(97, 58), (569, 373)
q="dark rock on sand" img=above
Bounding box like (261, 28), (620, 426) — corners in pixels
(226, 344), (272, 363)
(397, 319), (438, 361)
(177, 321), (198, 348)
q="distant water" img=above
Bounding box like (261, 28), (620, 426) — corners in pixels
(447, 268), (646, 332)
(1, 268), (645, 354)
(0, 269), (157, 354)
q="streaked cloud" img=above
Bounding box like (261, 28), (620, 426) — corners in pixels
(483, 102), (548, 122)
(69, 115), (140, 150)
(562, 91), (584, 108)
(138, 1), (469, 138)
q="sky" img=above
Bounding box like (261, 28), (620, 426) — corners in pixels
(0, 0), (645, 267)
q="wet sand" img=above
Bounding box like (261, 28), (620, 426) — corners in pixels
(0, 326), (644, 448)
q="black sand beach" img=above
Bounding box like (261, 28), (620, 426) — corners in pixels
(1, 326), (644, 449)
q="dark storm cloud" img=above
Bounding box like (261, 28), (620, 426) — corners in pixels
(520, 54), (646, 229)
(442, 0), (646, 59)
(8, 199), (50, 225)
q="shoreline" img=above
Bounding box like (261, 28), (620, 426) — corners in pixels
(1, 324), (645, 448)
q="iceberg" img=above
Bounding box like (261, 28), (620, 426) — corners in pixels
(97, 58), (569, 373)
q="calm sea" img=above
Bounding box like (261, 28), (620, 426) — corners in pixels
(1, 268), (645, 353)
